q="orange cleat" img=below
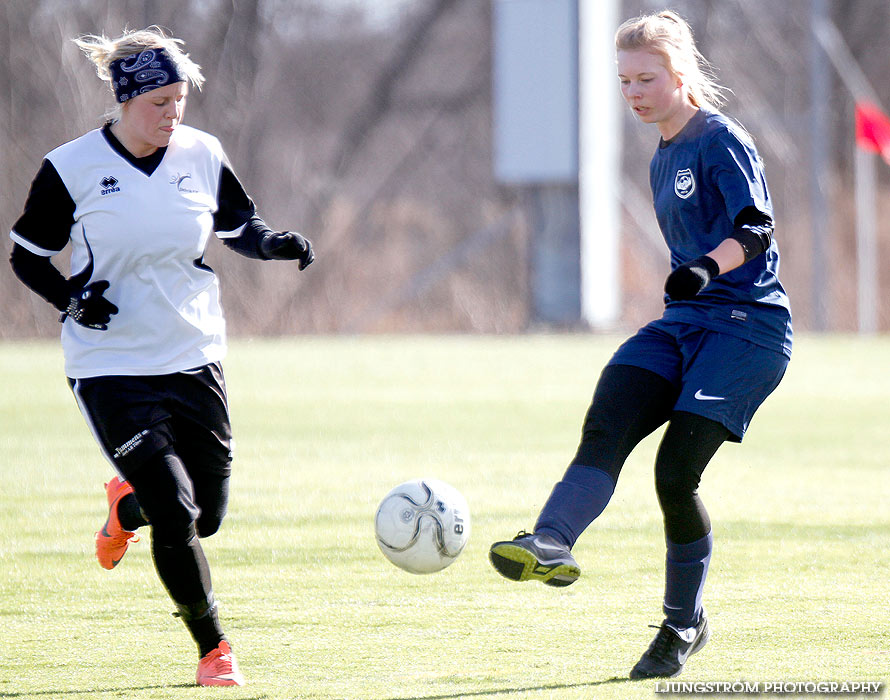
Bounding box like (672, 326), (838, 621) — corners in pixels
(95, 476), (140, 570)
(196, 640), (245, 687)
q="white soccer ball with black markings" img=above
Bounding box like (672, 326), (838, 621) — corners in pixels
(374, 479), (470, 574)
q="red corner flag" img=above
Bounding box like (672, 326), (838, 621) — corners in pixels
(855, 101), (890, 165)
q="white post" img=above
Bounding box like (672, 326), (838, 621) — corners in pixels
(854, 146), (878, 334)
(813, 14), (884, 334)
(578, 0), (622, 329)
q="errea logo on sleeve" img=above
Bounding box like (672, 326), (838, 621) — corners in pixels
(99, 176), (121, 195)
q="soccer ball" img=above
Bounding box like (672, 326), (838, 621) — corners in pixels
(374, 479), (470, 574)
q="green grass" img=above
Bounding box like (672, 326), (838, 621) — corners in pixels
(1, 334), (888, 700)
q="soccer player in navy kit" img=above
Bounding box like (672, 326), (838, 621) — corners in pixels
(9, 27), (313, 687)
(489, 10), (792, 679)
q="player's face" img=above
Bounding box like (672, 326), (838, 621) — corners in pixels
(617, 49), (691, 138)
(118, 81), (188, 157)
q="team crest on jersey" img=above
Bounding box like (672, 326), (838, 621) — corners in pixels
(170, 172), (198, 193)
(99, 176), (120, 195)
(674, 168), (695, 199)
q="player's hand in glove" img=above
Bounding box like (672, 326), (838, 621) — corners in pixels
(61, 280), (119, 330)
(664, 255), (720, 301)
(260, 231), (315, 270)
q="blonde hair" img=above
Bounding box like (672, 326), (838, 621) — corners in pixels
(74, 25), (204, 114)
(615, 10), (727, 109)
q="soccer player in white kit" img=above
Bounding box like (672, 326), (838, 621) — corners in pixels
(8, 27), (314, 687)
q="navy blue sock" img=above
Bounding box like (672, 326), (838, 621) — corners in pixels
(663, 531), (712, 628)
(533, 465), (615, 548)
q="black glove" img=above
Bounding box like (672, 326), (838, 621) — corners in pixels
(260, 231), (315, 270)
(664, 255), (720, 301)
(60, 280), (119, 330)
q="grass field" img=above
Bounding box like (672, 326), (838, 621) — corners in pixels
(1, 334), (888, 700)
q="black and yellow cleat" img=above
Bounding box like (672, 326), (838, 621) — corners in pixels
(488, 531), (580, 587)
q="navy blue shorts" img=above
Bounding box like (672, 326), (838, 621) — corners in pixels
(69, 362), (233, 479)
(607, 320), (788, 440)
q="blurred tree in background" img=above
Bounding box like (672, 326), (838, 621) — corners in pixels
(1, 0), (888, 337)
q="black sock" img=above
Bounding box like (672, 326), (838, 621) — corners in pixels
(176, 596), (226, 658)
(153, 534), (225, 657)
(124, 448), (226, 657)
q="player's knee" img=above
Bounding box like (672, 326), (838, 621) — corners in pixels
(193, 474), (229, 538)
(655, 467), (699, 507)
(151, 519), (199, 547)
(656, 478), (711, 544)
(195, 513), (223, 538)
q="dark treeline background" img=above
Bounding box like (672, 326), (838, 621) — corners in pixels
(2, 0), (888, 338)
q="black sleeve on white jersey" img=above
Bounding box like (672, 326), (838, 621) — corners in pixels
(9, 244), (71, 311)
(220, 214), (279, 259)
(213, 163), (256, 234)
(213, 163), (284, 260)
(11, 159), (76, 254)
(730, 206), (773, 262)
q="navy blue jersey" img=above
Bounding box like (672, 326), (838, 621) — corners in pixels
(649, 109), (792, 357)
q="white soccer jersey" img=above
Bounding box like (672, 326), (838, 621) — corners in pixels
(11, 125), (251, 378)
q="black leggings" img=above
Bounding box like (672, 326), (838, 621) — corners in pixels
(572, 364), (732, 544)
(125, 446), (229, 608)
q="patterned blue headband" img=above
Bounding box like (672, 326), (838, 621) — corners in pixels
(109, 47), (186, 103)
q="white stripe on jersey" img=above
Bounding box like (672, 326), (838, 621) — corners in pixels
(216, 220), (249, 239)
(9, 230), (63, 257)
(46, 125), (230, 378)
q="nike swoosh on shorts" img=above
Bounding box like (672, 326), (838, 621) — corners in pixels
(694, 389), (725, 401)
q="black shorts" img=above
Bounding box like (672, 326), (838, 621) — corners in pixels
(69, 362), (233, 479)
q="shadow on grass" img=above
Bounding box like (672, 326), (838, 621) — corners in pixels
(0, 685), (268, 699)
(384, 677), (634, 700)
(0, 686), (190, 698)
